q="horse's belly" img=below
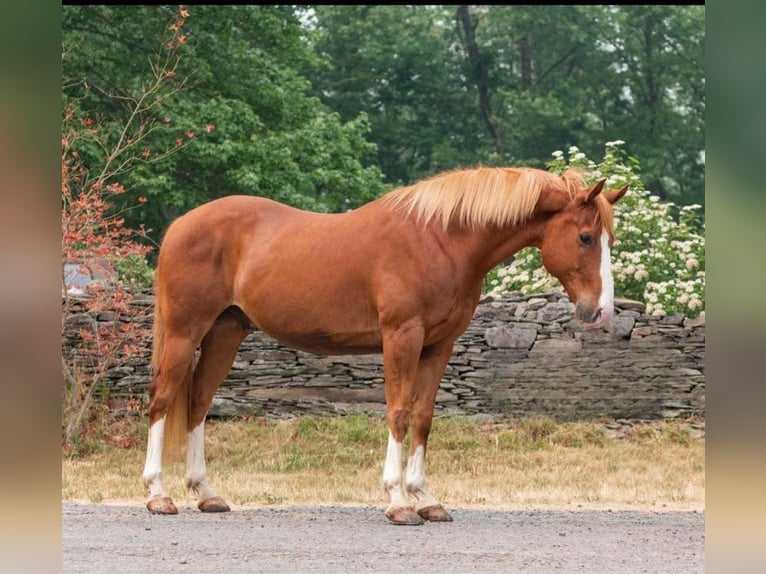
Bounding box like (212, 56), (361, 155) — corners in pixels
(272, 330), (383, 356)
(239, 295), (383, 355)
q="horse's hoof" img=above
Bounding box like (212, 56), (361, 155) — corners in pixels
(418, 505), (453, 522)
(385, 506), (425, 525)
(146, 496), (178, 515)
(198, 497), (231, 513)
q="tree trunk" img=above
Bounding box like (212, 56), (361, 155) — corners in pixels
(456, 5), (505, 158)
(520, 35), (532, 91)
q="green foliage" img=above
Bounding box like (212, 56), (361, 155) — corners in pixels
(63, 5), (704, 251)
(63, 5), (387, 246)
(309, 5), (704, 207)
(111, 254), (154, 289)
(308, 5), (489, 185)
(486, 142), (705, 317)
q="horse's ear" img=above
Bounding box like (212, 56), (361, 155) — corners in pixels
(603, 185), (629, 205)
(535, 187), (571, 213)
(581, 179), (606, 203)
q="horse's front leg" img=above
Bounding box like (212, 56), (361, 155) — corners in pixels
(405, 340), (454, 522)
(381, 320), (425, 525)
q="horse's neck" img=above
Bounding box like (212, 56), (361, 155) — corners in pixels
(459, 182), (568, 276)
(458, 219), (545, 280)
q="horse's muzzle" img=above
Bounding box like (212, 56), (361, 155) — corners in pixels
(575, 302), (611, 328)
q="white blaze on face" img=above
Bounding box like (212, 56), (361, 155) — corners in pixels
(598, 230), (614, 322)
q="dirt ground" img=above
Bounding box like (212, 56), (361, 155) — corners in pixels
(62, 502), (704, 573)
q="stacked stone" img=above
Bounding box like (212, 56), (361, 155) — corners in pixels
(61, 289), (705, 421)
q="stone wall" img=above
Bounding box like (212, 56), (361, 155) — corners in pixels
(62, 291), (705, 421)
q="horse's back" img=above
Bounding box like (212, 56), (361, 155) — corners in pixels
(164, 195), (297, 235)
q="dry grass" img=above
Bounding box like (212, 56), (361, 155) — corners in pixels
(62, 414), (704, 510)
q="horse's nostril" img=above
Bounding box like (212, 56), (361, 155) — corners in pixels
(575, 303), (604, 326)
(592, 308), (602, 324)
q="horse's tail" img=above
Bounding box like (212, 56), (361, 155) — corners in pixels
(152, 289), (189, 464)
(150, 291), (164, 375)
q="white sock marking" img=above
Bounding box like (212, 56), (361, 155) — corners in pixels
(185, 421), (216, 500)
(142, 416), (168, 498)
(405, 445), (440, 509)
(405, 445), (426, 490)
(598, 230), (614, 322)
(382, 432), (409, 508)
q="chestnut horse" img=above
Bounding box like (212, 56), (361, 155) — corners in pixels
(142, 167), (627, 524)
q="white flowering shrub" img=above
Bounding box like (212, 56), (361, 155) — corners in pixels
(486, 141), (705, 317)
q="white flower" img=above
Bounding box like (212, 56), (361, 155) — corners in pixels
(572, 152), (586, 160)
(678, 293), (689, 305)
(607, 174), (627, 185)
(649, 195), (660, 203)
(688, 299), (702, 310)
(634, 269), (648, 281)
(685, 258), (699, 270)
(551, 150), (564, 158)
(568, 146), (579, 154)
(606, 139), (625, 147)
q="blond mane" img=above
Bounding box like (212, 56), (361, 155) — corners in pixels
(384, 168), (544, 230)
(383, 166), (616, 238)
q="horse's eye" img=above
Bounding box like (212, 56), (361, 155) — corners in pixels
(578, 233), (595, 247)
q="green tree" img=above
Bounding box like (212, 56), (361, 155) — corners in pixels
(598, 6), (705, 206)
(308, 5), (488, 185)
(62, 5), (387, 244)
(460, 5), (604, 164)
(308, 5), (704, 208)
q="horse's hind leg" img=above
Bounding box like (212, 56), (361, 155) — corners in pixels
(406, 341), (455, 522)
(143, 336), (196, 514)
(185, 308), (250, 512)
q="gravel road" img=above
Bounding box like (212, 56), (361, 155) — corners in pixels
(62, 502), (703, 573)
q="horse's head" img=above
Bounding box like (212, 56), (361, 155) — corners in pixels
(538, 178), (628, 328)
